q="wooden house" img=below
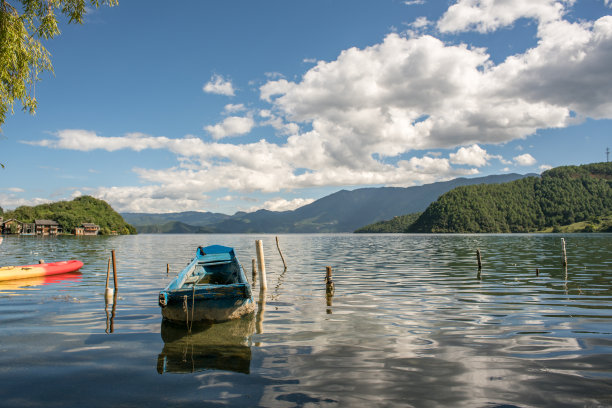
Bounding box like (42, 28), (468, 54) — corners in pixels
(35, 219), (61, 235)
(75, 223), (100, 235)
(1, 219), (23, 234)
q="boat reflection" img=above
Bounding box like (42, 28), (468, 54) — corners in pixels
(157, 315), (255, 375)
(0, 272), (82, 293)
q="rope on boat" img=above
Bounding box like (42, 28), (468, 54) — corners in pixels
(190, 285), (195, 333)
(182, 295), (189, 330)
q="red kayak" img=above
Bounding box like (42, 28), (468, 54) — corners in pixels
(0, 260), (84, 281)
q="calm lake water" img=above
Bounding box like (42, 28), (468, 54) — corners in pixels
(0, 234), (610, 407)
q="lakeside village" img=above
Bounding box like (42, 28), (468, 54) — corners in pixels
(0, 218), (103, 236)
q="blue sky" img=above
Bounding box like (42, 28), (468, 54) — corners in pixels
(1, 0), (611, 214)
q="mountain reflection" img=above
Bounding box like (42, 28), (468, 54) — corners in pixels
(157, 316), (255, 375)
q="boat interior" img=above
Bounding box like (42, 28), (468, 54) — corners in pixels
(183, 260), (242, 286)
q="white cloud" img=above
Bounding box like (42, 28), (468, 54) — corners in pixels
(204, 116), (255, 140)
(449, 144), (492, 166)
(224, 104), (246, 114)
(0, 193), (51, 210)
(514, 153), (537, 166)
(539, 164), (553, 171)
(255, 197), (315, 212)
(6, 187), (25, 193)
(203, 74), (235, 96)
(404, 0), (425, 5)
(438, 0), (572, 33)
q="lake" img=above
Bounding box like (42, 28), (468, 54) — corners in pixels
(0, 233), (610, 407)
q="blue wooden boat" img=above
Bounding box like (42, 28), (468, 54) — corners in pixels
(158, 245), (254, 323)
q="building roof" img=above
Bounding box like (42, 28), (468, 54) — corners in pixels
(35, 219), (59, 226)
(81, 223), (99, 228)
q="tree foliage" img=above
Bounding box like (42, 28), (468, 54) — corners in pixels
(3, 195), (136, 234)
(408, 162), (612, 233)
(0, 0), (117, 130)
(355, 212), (422, 233)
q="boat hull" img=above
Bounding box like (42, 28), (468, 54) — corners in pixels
(161, 296), (255, 323)
(0, 260), (84, 281)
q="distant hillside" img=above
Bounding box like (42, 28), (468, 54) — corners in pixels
(408, 162), (611, 233)
(124, 173), (530, 233)
(121, 211), (230, 228)
(136, 221), (215, 234)
(355, 212), (422, 233)
(3, 196), (136, 235)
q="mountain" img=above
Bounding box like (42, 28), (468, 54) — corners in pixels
(124, 173), (530, 233)
(408, 162), (612, 233)
(121, 211), (230, 227)
(3, 195), (136, 235)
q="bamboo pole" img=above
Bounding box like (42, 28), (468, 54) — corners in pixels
(256, 240), (267, 290)
(276, 236), (287, 270)
(111, 250), (118, 290)
(325, 266), (334, 295)
(561, 238), (567, 267)
(252, 258), (257, 285)
(105, 258), (114, 302)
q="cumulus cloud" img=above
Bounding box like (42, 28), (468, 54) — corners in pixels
(438, 0), (572, 33)
(514, 153), (537, 166)
(450, 144), (492, 166)
(0, 193), (51, 210)
(203, 74), (235, 96)
(224, 104), (246, 114)
(204, 116), (255, 140)
(255, 197), (316, 212)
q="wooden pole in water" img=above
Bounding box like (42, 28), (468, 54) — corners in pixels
(276, 236), (287, 270)
(476, 249), (482, 270)
(252, 258), (257, 285)
(256, 240), (267, 290)
(166, 263), (169, 275)
(105, 258), (114, 302)
(111, 250), (118, 290)
(325, 266), (334, 294)
(561, 238), (567, 267)
(536, 267), (540, 277)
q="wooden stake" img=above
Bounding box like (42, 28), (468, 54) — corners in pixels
(476, 249), (482, 270)
(325, 266), (334, 295)
(106, 259), (111, 289)
(536, 267), (540, 277)
(105, 258), (114, 302)
(256, 240), (267, 290)
(252, 258), (257, 285)
(561, 238), (567, 267)
(276, 236), (287, 270)
(166, 263), (169, 274)
(111, 249), (118, 290)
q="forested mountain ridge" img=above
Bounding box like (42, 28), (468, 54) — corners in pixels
(122, 173), (530, 233)
(407, 162), (611, 233)
(2, 196), (137, 235)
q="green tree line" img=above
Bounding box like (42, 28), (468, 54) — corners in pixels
(2, 195), (136, 235)
(357, 162), (611, 233)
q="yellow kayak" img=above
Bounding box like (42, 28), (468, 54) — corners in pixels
(0, 260), (84, 281)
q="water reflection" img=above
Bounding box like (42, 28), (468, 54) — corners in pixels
(157, 316), (255, 374)
(104, 290), (118, 334)
(0, 272), (81, 293)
